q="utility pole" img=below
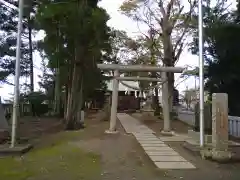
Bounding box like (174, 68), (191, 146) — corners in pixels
(198, 0), (205, 147)
(11, 0), (24, 148)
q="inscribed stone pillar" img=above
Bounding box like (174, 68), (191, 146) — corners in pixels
(212, 93), (228, 151)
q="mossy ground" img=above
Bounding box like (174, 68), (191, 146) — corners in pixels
(0, 131), (101, 180)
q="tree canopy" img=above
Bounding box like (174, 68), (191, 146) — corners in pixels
(189, 0), (240, 116)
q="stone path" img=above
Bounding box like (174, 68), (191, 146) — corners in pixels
(117, 113), (196, 170)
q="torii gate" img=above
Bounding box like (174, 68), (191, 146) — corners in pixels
(97, 64), (184, 134)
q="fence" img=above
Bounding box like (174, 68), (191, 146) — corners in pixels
(2, 103), (31, 116)
(177, 110), (240, 138)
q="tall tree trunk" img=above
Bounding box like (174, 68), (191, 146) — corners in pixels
(28, 24), (34, 92)
(53, 67), (61, 116)
(77, 75), (85, 124)
(149, 28), (160, 116)
(65, 44), (83, 130)
(151, 80), (160, 116)
(64, 60), (73, 120)
(64, 84), (68, 120)
(65, 84), (72, 121)
(162, 25), (175, 115)
(28, 17), (34, 116)
(65, 63), (79, 129)
(53, 26), (61, 116)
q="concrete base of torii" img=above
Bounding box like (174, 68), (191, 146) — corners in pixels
(105, 130), (119, 134)
(160, 130), (175, 136)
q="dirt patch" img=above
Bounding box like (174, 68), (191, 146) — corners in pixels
(17, 116), (64, 139)
(72, 120), (169, 180)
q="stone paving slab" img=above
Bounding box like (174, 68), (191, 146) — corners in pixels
(150, 155), (187, 162)
(134, 134), (155, 137)
(146, 151), (179, 156)
(135, 134), (155, 136)
(154, 161), (196, 169)
(133, 131), (154, 134)
(133, 132), (155, 135)
(143, 146), (173, 151)
(136, 137), (158, 140)
(135, 136), (159, 139)
(134, 136), (157, 138)
(136, 138), (160, 141)
(158, 133), (192, 142)
(138, 140), (165, 144)
(140, 143), (167, 147)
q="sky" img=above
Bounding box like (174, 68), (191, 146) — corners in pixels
(0, 0), (236, 101)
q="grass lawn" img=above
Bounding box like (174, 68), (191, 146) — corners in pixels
(0, 131), (101, 180)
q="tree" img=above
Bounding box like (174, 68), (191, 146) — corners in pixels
(124, 34), (161, 114)
(120, 0), (197, 112)
(24, 0), (39, 93)
(38, 55), (55, 102)
(0, 2), (30, 84)
(0, 0), (38, 92)
(36, 0), (111, 129)
(182, 88), (197, 110)
(190, 0), (240, 116)
(106, 29), (130, 64)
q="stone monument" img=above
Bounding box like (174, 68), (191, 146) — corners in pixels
(211, 93), (232, 161)
(101, 92), (111, 121)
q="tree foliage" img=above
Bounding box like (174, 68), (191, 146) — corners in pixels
(35, 0), (111, 128)
(190, 0), (240, 116)
(0, 0), (38, 88)
(120, 0), (197, 112)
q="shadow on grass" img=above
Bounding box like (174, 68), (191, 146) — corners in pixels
(0, 131), (101, 180)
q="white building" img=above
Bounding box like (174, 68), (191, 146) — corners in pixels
(106, 78), (162, 104)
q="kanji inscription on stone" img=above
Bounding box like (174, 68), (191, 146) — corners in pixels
(212, 93), (228, 151)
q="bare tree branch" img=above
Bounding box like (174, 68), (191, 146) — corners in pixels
(166, 0), (176, 19)
(157, 0), (166, 17)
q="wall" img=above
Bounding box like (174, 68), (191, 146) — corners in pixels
(177, 109), (240, 138)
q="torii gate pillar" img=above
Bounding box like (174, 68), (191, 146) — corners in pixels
(161, 72), (174, 135)
(105, 70), (119, 134)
